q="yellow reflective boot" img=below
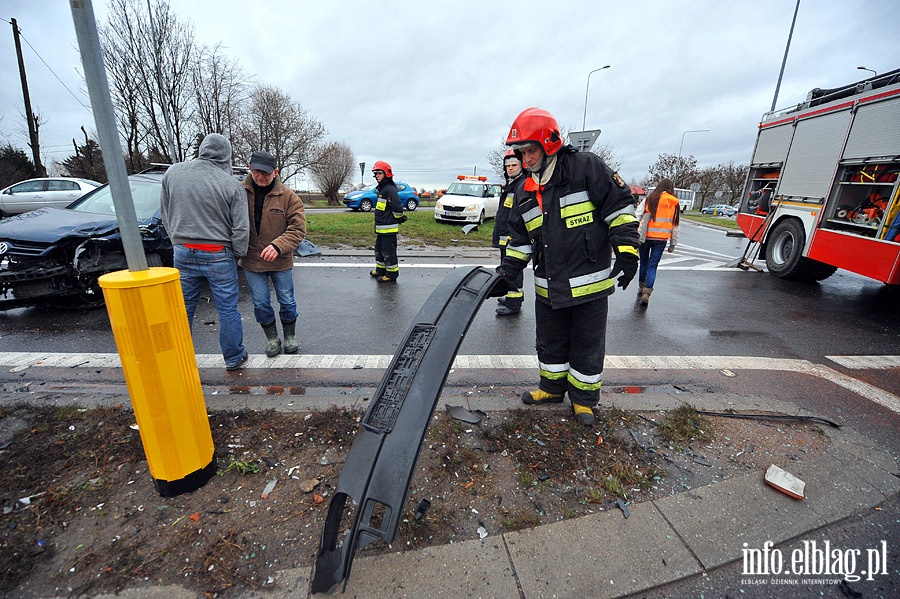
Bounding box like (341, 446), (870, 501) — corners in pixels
(521, 389), (564, 405)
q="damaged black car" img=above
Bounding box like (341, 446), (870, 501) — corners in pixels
(0, 167), (172, 310)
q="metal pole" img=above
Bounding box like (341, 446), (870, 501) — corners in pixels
(71, 0), (147, 271)
(674, 129), (708, 188)
(582, 65), (610, 131)
(770, 0), (800, 112)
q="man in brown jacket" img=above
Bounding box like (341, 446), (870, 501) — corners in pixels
(240, 151), (307, 357)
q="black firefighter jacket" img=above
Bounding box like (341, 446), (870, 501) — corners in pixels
(374, 180), (404, 235)
(500, 147), (640, 309)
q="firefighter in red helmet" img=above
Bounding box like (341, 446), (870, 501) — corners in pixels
(492, 149), (526, 315)
(369, 160), (406, 282)
(498, 107), (640, 426)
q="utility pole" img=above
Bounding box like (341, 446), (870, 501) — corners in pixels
(11, 18), (46, 177)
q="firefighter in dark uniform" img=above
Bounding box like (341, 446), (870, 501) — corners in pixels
(498, 108), (640, 426)
(493, 150), (527, 316)
(368, 160), (406, 283)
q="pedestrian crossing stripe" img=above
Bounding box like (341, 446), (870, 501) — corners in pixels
(1, 353), (897, 413)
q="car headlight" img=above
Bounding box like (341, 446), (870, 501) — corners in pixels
(435, 201), (443, 210)
(466, 204), (477, 212)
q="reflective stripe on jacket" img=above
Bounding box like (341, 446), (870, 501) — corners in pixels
(500, 148), (640, 309)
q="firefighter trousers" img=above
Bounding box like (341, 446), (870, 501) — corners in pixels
(374, 233), (399, 279)
(534, 296), (608, 408)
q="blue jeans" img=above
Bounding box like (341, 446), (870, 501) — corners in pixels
(638, 239), (667, 289)
(174, 245), (246, 367)
(243, 268), (298, 325)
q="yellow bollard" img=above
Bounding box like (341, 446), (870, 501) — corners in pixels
(99, 267), (216, 497)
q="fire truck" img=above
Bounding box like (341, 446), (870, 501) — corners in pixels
(736, 68), (900, 285)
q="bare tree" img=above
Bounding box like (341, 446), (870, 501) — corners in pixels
(61, 127), (106, 183)
(309, 141), (354, 206)
(192, 43), (248, 141)
(719, 160), (750, 204)
(694, 165), (723, 209)
(236, 84), (326, 183)
(591, 143), (621, 172)
(101, 0), (197, 163)
(648, 152), (698, 189)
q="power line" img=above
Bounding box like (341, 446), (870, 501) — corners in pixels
(4, 17), (93, 113)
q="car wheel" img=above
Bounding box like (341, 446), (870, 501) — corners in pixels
(359, 199), (373, 212)
(477, 210), (485, 225)
(405, 198), (418, 211)
(145, 253), (164, 267)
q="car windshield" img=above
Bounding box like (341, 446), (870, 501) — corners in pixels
(445, 182), (484, 197)
(71, 180), (161, 220)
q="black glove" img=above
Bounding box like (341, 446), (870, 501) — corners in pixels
(609, 252), (638, 290)
(489, 266), (515, 297)
(398, 215), (408, 224)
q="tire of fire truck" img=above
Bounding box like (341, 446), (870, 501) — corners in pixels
(765, 218), (837, 282)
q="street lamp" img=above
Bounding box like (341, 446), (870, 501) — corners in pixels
(857, 66), (877, 77)
(582, 65), (611, 130)
(674, 129), (709, 188)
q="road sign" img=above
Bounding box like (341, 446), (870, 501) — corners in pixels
(568, 130), (602, 152)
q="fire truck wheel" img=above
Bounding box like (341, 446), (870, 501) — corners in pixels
(766, 219), (805, 278)
(765, 218), (837, 282)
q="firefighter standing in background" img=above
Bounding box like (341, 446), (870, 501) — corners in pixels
(368, 160), (406, 283)
(498, 108), (640, 426)
(492, 150), (527, 316)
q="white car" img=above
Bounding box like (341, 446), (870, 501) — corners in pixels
(0, 177), (102, 217)
(433, 176), (502, 225)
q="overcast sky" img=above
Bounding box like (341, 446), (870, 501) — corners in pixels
(1, 0), (898, 190)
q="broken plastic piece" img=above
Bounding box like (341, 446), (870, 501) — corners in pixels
(295, 239), (322, 257)
(414, 499), (431, 520)
(461, 224), (479, 235)
(262, 479), (277, 498)
(446, 405), (486, 424)
(477, 526), (488, 539)
(616, 498), (631, 519)
(764, 464), (805, 499)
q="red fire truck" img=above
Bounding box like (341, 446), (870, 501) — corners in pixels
(737, 68), (900, 285)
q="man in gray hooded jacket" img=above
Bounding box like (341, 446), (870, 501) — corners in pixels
(161, 133), (251, 371)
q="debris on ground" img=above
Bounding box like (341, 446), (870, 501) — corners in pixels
(0, 402), (829, 598)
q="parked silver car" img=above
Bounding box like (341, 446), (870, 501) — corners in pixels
(0, 177), (102, 217)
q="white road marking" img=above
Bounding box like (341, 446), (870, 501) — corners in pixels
(2, 352), (897, 413)
(826, 355), (900, 369)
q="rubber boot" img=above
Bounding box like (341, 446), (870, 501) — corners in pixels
(521, 389), (564, 405)
(262, 321), (282, 358)
(640, 286), (653, 306)
(572, 403), (596, 426)
(282, 319), (299, 354)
